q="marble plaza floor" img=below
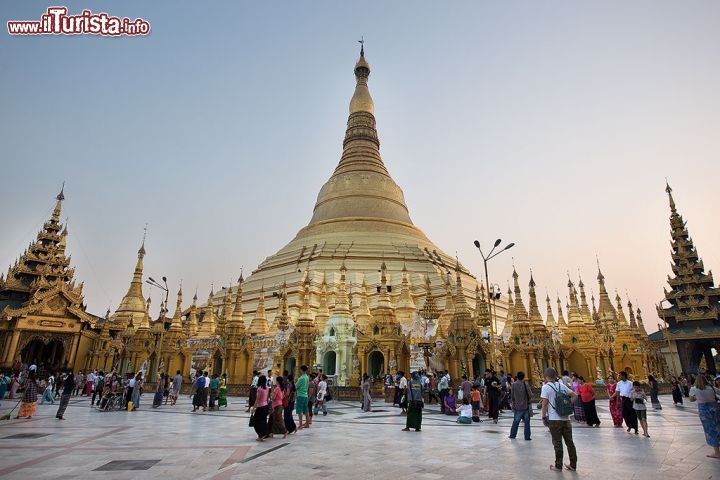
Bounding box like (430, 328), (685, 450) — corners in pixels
(0, 393), (717, 479)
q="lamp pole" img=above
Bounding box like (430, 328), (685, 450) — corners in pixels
(146, 276), (169, 378)
(473, 239), (515, 369)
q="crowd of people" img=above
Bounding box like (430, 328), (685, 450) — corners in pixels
(246, 366), (329, 442)
(3, 360), (719, 466)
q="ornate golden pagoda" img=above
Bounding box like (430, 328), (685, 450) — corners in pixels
(651, 183), (720, 375)
(0, 188), (95, 370)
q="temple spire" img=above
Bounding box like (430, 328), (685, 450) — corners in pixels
(229, 274), (245, 330)
(556, 296), (567, 329)
(666, 180), (677, 214)
(111, 236), (148, 327)
(350, 41), (373, 114)
(169, 285), (183, 332)
(51, 183), (65, 222)
(545, 293), (556, 328)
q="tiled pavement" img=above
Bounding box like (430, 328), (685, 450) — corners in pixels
(0, 394), (717, 479)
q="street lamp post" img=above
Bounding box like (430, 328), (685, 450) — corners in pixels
(146, 276), (169, 379)
(473, 239), (515, 368)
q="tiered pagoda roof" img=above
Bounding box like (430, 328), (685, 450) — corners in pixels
(659, 183), (720, 326)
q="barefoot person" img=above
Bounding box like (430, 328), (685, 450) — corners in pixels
(295, 365), (310, 429)
(55, 372), (74, 420)
(689, 375), (720, 459)
(16, 370), (39, 419)
(540, 368), (578, 472)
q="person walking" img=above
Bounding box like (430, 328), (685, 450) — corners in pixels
(208, 374), (220, 411)
(295, 366), (310, 429)
(361, 373), (372, 412)
(577, 376), (601, 427)
(648, 375), (662, 410)
(16, 370), (39, 419)
(55, 372), (74, 420)
(91, 371), (104, 406)
(671, 380), (684, 405)
(631, 381), (650, 437)
(403, 372), (424, 431)
(617, 371), (638, 434)
(269, 375), (287, 438)
(171, 370), (182, 406)
(283, 374), (297, 434)
(485, 370), (501, 424)
(314, 374), (328, 416)
(540, 368), (578, 472)
(130, 372), (143, 411)
(153, 373), (165, 408)
(438, 371), (450, 413)
(192, 373), (206, 412)
(605, 375), (622, 427)
(398, 372), (408, 414)
(40, 376), (55, 405)
(570, 373), (586, 423)
(307, 372), (317, 425)
(252, 375), (270, 441)
(460, 375), (472, 402)
(689, 375), (720, 459)
(509, 371), (533, 440)
(40, 375), (55, 405)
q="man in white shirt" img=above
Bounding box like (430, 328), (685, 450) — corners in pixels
(398, 372), (408, 413)
(616, 371), (638, 434)
(314, 374), (328, 416)
(438, 371), (450, 413)
(541, 368), (578, 472)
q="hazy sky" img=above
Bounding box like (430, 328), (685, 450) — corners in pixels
(2, 1), (719, 332)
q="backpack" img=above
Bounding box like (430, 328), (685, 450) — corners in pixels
(548, 381), (574, 417)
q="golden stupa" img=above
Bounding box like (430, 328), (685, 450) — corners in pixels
(215, 46), (509, 328)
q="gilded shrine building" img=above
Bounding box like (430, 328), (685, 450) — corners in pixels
(0, 188), (97, 371)
(649, 184), (720, 375)
(1, 48), (663, 386)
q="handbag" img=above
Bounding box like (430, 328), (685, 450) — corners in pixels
(249, 412), (255, 427)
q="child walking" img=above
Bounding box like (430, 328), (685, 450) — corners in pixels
(631, 381), (650, 437)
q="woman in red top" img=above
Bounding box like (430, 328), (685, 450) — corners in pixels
(578, 376), (601, 427)
(269, 376), (288, 438)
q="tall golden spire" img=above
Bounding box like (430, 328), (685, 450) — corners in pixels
(512, 268), (529, 324)
(349, 41), (374, 115)
(315, 274), (330, 331)
(187, 291), (199, 336)
(275, 281), (290, 331)
(229, 275), (245, 331)
(355, 277), (372, 330)
(249, 285), (269, 335)
(566, 279), (583, 325)
(300, 43), (416, 234)
(111, 236), (147, 326)
(377, 261), (392, 309)
(556, 296), (567, 329)
(527, 271), (544, 329)
(296, 271), (315, 332)
(169, 285), (183, 332)
(636, 307), (648, 335)
(199, 288), (217, 336)
(396, 262), (416, 320)
(334, 262), (351, 315)
(51, 183), (65, 223)
(627, 298), (638, 329)
(578, 277), (593, 325)
(545, 293), (557, 328)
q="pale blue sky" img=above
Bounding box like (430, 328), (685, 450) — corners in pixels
(2, 1), (719, 330)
